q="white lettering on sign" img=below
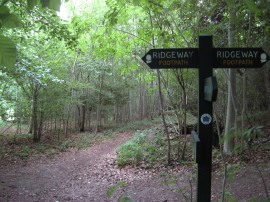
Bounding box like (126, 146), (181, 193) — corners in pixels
(152, 51), (194, 59)
(216, 50), (258, 59)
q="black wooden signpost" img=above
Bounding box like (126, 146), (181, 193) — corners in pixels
(141, 35), (270, 202)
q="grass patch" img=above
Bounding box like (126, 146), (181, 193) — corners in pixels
(0, 128), (119, 162)
(19, 145), (32, 159)
(74, 132), (95, 149)
(116, 131), (147, 166)
(115, 129), (169, 167)
(115, 124), (195, 168)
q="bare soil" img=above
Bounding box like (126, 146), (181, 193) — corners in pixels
(0, 131), (269, 202)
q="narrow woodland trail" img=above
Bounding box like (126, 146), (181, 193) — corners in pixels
(0, 132), (184, 202)
(0, 131), (269, 202)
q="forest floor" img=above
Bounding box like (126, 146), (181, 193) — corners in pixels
(0, 130), (270, 202)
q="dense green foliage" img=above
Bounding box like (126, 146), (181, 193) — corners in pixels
(0, 2), (269, 202)
(116, 131), (149, 166)
(0, 0), (62, 67)
(0, 0), (269, 160)
(116, 127), (192, 167)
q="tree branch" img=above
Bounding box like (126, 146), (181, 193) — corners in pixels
(112, 28), (153, 46)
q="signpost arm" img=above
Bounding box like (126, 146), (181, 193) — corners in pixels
(197, 35), (213, 202)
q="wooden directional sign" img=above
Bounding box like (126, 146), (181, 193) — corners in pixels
(214, 48), (270, 68)
(141, 36), (270, 202)
(141, 48), (198, 69)
(142, 48), (269, 69)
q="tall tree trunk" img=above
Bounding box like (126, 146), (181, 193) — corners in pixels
(169, 69), (189, 160)
(77, 104), (81, 130)
(139, 79), (146, 120)
(28, 102), (33, 134)
(32, 84), (39, 143)
(157, 69), (171, 165)
(38, 109), (44, 141)
(148, 7), (171, 165)
(95, 73), (104, 133)
(241, 69), (247, 153)
(224, 69), (237, 154)
(180, 87), (188, 160)
(80, 99), (87, 132)
(16, 96), (22, 134)
(224, 8), (237, 154)
(64, 101), (71, 137)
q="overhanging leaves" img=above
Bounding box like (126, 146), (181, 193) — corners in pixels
(0, 13), (22, 28)
(27, 0), (40, 11)
(27, 0), (61, 11)
(0, 35), (16, 68)
(41, 0), (61, 11)
(0, 5), (9, 15)
(0, 5), (22, 28)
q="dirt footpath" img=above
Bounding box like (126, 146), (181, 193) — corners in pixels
(0, 132), (182, 202)
(0, 132), (269, 202)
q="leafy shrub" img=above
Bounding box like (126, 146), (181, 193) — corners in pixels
(19, 145), (32, 158)
(116, 130), (167, 167)
(234, 125), (264, 154)
(116, 131), (146, 166)
(56, 139), (74, 151)
(75, 132), (94, 149)
(240, 125), (264, 143)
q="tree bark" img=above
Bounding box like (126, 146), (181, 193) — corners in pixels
(28, 102), (33, 134)
(224, 69), (236, 154)
(147, 7), (171, 165)
(157, 69), (171, 165)
(95, 73), (104, 133)
(64, 101), (71, 137)
(38, 109), (44, 142)
(80, 99), (87, 132)
(224, 8), (237, 154)
(32, 84), (40, 143)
